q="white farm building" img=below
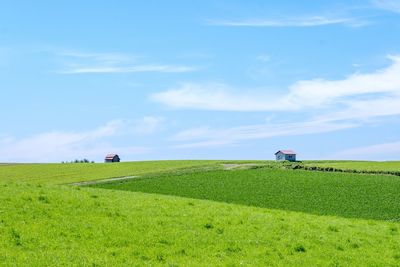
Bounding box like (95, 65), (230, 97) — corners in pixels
(275, 150), (296, 162)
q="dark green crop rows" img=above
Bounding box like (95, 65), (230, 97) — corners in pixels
(94, 168), (400, 221)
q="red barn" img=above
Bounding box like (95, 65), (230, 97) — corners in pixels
(104, 154), (120, 163)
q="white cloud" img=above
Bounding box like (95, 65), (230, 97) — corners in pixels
(0, 120), (150, 163)
(171, 127), (213, 142)
(160, 55), (400, 149)
(60, 51), (133, 63)
(372, 0), (400, 13)
(286, 55), (400, 108)
(151, 82), (287, 111)
(256, 54), (271, 62)
(151, 56), (400, 120)
(172, 119), (358, 148)
(0, 46), (12, 68)
(61, 65), (196, 74)
(58, 50), (196, 74)
(333, 141), (400, 160)
(134, 116), (165, 135)
(315, 95), (400, 123)
(208, 16), (366, 27)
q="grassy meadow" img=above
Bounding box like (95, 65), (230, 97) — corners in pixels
(2, 181), (400, 266)
(1, 160), (400, 266)
(0, 160), (222, 184)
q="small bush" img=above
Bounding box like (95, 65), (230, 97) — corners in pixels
(204, 223), (213, 229)
(38, 195), (49, 203)
(62, 159), (95, 164)
(328, 226), (339, 232)
(294, 244), (306, 253)
(11, 229), (22, 246)
(226, 246), (241, 253)
(156, 254), (165, 262)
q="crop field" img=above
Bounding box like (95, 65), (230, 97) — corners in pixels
(304, 160), (400, 172)
(94, 168), (400, 221)
(2, 160), (400, 266)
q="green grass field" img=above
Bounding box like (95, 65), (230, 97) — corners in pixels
(2, 181), (400, 266)
(2, 160), (400, 266)
(0, 160), (222, 184)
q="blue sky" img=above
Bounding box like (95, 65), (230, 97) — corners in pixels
(1, 0), (400, 162)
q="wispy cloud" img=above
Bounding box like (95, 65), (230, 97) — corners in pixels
(134, 116), (165, 135)
(151, 82), (286, 111)
(58, 50), (196, 74)
(152, 55), (400, 119)
(208, 15), (367, 27)
(61, 65), (196, 74)
(256, 54), (271, 62)
(372, 0), (400, 13)
(332, 140), (400, 160)
(158, 55), (400, 149)
(60, 51), (133, 63)
(172, 119), (358, 148)
(0, 119), (153, 163)
(0, 46), (12, 67)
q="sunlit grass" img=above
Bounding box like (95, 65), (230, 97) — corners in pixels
(0, 160), (222, 184)
(3, 160), (400, 265)
(1, 182), (400, 266)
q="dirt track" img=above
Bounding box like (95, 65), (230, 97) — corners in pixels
(71, 175), (139, 186)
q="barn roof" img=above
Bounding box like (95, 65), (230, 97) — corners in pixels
(105, 154), (118, 159)
(275, 150), (296, 155)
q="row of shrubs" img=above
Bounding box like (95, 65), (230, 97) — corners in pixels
(282, 162), (400, 176)
(61, 159), (95, 164)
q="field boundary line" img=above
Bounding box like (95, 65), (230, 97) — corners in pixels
(70, 176), (139, 186)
